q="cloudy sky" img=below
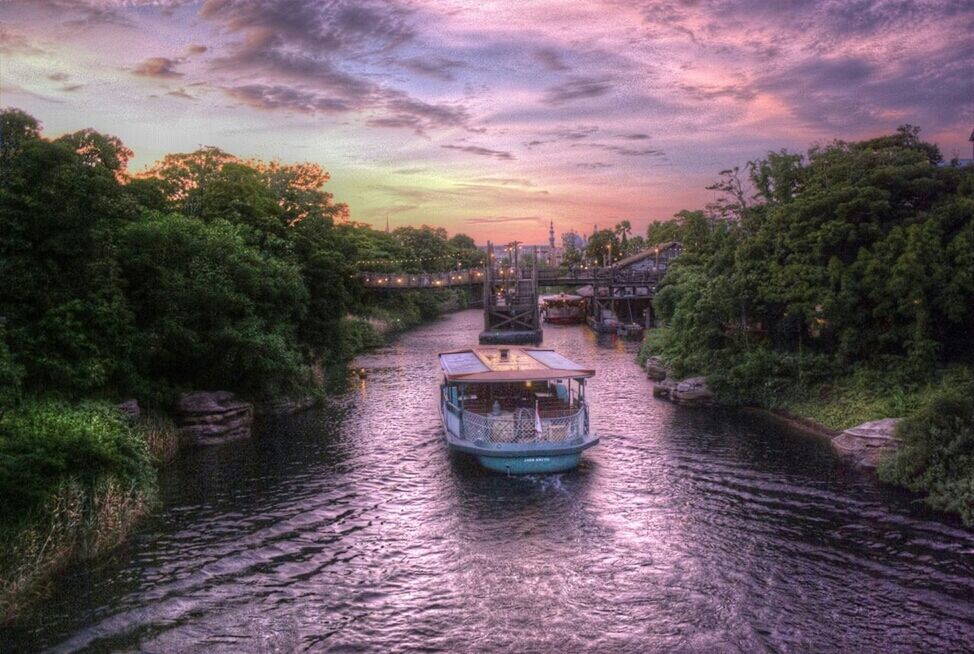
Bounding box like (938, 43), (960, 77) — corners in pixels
(1, 0), (972, 242)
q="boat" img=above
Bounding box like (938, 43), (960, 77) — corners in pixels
(616, 322), (645, 339)
(438, 347), (598, 473)
(540, 293), (587, 324)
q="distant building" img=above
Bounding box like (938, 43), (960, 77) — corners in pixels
(562, 230), (585, 250)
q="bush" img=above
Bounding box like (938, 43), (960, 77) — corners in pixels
(879, 389), (974, 525)
(707, 349), (834, 408)
(0, 400), (156, 619)
(0, 330), (23, 414)
(338, 318), (385, 360)
(0, 401), (154, 527)
(118, 212), (310, 401)
(636, 328), (669, 367)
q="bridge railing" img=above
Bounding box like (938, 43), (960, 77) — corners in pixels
(443, 398), (587, 444)
(359, 264), (671, 288)
(359, 269), (486, 288)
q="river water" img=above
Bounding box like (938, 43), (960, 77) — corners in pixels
(5, 309), (974, 653)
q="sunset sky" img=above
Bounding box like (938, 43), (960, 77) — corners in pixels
(2, 0), (972, 243)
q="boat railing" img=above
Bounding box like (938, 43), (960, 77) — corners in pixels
(443, 398), (587, 445)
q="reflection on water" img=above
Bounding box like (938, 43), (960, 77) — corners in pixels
(5, 310), (974, 652)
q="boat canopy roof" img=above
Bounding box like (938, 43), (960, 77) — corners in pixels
(540, 293), (584, 302)
(439, 347), (594, 382)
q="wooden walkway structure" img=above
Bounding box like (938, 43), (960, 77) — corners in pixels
(478, 242), (541, 344)
(358, 266), (666, 290)
(358, 243), (680, 338)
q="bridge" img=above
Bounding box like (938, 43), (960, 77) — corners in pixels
(358, 243), (673, 343)
(357, 266), (664, 289)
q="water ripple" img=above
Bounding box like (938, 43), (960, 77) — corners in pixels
(4, 310), (973, 653)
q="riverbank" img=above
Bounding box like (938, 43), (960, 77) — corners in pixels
(0, 402), (175, 623)
(0, 289), (471, 623)
(8, 308), (974, 653)
(637, 331), (974, 525)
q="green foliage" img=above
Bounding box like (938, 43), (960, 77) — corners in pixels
(118, 212), (309, 401)
(338, 319), (385, 361)
(0, 400), (154, 529)
(0, 108), (476, 407)
(0, 113), (138, 397)
(636, 327), (669, 367)
(879, 387), (974, 525)
(0, 329), (24, 413)
(643, 126), (974, 523)
(584, 229), (621, 264)
(652, 126), (974, 388)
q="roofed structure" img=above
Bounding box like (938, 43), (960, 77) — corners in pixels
(439, 347), (594, 382)
(613, 241), (683, 270)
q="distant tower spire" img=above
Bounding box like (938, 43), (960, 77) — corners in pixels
(385, 215), (390, 233)
(548, 220), (555, 249)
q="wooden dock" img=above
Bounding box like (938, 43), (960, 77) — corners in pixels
(479, 242), (541, 344)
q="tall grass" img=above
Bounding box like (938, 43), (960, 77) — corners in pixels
(788, 365), (974, 431)
(137, 411), (181, 464)
(0, 401), (156, 622)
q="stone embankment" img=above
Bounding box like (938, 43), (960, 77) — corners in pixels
(645, 357), (714, 406)
(831, 418), (901, 468)
(116, 398), (142, 420)
(176, 391), (254, 446)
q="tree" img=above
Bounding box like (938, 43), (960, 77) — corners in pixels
(448, 233), (485, 268)
(585, 229), (621, 265)
(448, 233), (476, 250)
(54, 129), (133, 178)
(392, 225), (453, 272)
(0, 110), (137, 395)
(118, 212), (308, 399)
(646, 219), (682, 246)
(706, 166), (751, 221)
(0, 108), (40, 181)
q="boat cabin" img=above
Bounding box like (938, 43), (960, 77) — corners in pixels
(437, 347), (598, 472)
(440, 347), (592, 417)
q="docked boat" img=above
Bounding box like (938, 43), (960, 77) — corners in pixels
(540, 293), (587, 324)
(438, 347), (598, 473)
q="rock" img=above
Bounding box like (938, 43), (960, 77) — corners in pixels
(254, 396), (316, 417)
(176, 391), (253, 446)
(672, 376), (714, 406)
(115, 399), (142, 421)
(653, 378), (677, 399)
(645, 356), (669, 381)
(831, 418), (901, 468)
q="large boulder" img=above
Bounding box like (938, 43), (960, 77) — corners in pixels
(653, 378), (678, 400)
(115, 399), (142, 421)
(176, 391), (253, 446)
(672, 376), (714, 406)
(645, 356), (669, 381)
(831, 418), (900, 468)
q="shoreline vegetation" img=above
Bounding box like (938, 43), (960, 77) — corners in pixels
(2, 108), (972, 617)
(636, 126), (974, 526)
(0, 107), (480, 621)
